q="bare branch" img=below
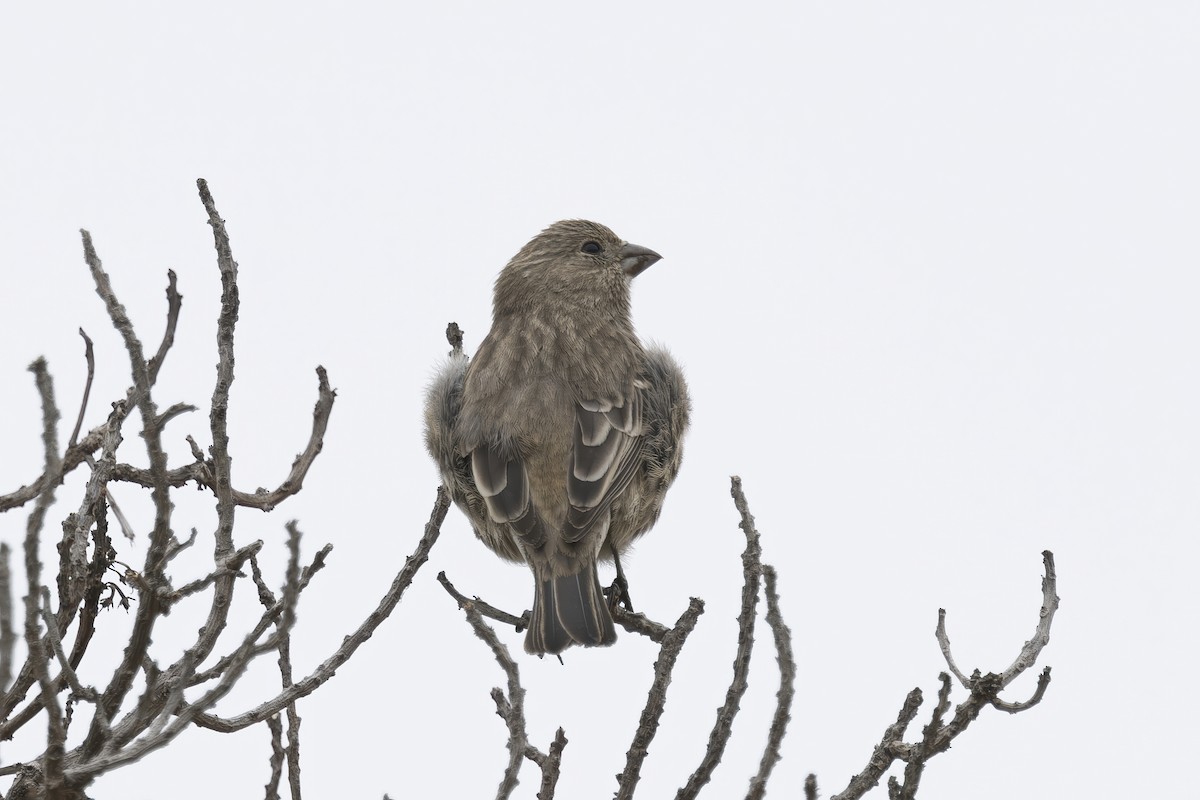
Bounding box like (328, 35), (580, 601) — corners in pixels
(457, 602), (528, 800)
(446, 598), (572, 800)
(67, 329), (95, 451)
(832, 688), (924, 800)
(146, 269), (183, 385)
(278, 523), (304, 800)
(0, 544), (15, 693)
(1, 185), (351, 799)
(0, 425), (106, 513)
(105, 491), (136, 542)
(23, 358), (68, 796)
(154, 402), (197, 430)
(159, 527), (198, 571)
(832, 551), (1059, 799)
(185, 177), (242, 676)
(229, 366), (335, 512)
(188, 488), (449, 733)
(934, 609), (971, 688)
(105, 365), (334, 512)
(533, 728), (568, 800)
(437, 571), (528, 633)
(65, 598), (282, 780)
(893, 673), (953, 799)
(617, 597), (705, 800)
(78, 229), (177, 758)
(1000, 551), (1058, 688)
(746, 563), (795, 800)
(674, 476), (763, 800)
(611, 605), (671, 644)
(445, 322), (464, 354)
(37, 588), (98, 704)
(168, 540), (264, 604)
(264, 713), (285, 800)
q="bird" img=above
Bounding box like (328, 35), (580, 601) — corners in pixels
(424, 219), (690, 655)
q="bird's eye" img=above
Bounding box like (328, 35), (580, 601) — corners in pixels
(580, 241), (602, 255)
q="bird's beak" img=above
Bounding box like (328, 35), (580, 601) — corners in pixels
(619, 243), (663, 277)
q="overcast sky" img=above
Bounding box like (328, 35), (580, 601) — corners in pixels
(1, 3), (1196, 798)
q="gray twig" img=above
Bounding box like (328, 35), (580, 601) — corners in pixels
(0, 544), (15, 693)
(831, 551), (1060, 799)
(188, 489), (448, 733)
(617, 597), (705, 800)
(674, 476), (763, 800)
(22, 358), (67, 795)
(437, 571), (529, 632)
(746, 564), (795, 800)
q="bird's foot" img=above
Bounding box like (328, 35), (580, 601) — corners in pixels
(605, 574), (635, 613)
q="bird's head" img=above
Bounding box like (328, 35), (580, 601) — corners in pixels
(494, 220), (662, 316)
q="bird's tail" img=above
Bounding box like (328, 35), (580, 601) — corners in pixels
(525, 559), (616, 655)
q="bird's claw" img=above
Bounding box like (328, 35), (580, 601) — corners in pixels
(605, 574), (634, 613)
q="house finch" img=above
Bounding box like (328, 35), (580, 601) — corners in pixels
(424, 220), (690, 655)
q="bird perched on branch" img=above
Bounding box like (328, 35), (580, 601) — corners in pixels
(425, 220), (690, 655)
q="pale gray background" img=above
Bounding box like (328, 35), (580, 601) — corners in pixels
(1, 3), (1196, 798)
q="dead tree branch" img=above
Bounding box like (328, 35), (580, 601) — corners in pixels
(441, 578), (569, 800)
(830, 551), (1059, 799)
(0, 180), (449, 799)
(746, 563), (795, 800)
(675, 476), (765, 800)
(616, 597), (705, 800)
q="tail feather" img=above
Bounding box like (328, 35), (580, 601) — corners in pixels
(525, 563), (616, 655)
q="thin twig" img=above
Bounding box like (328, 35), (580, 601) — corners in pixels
(168, 541), (264, 604)
(893, 673), (953, 799)
(611, 605), (671, 643)
(831, 688), (924, 800)
(109, 366), (335, 515)
(833, 551), (1060, 799)
(1000, 551), (1059, 688)
(279, 523), (304, 800)
(535, 728), (568, 800)
(185, 177), (241, 675)
(146, 269), (183, 385)
(993, 666), (1052, 713)
(675, 476), (763, 800)
(154, 402), (198, 430)
(0, 543), (15, 693)
(187, 488), (449, 732)
(67, 329), (95, 450)
(934, 609), (971, 688)
(265, 713), (285, 800)
(37, 588), (97, 703)
(69, 534), (322, 778)
(458, 603), (527, 800)
(78, 228), (176, 759)
(0, 425), (106, 513)
(616, 597), (705, 800)
(746, 564), (795, 800)
(437, 571), (528, 632)
(23, 358), (68, 795)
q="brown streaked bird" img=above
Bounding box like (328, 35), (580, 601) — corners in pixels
(424, 220), (690, 655)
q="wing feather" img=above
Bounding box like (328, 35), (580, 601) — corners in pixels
(472, 443), (543, 543)
(564, 381), (646, 543)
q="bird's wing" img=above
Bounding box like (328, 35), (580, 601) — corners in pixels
(472, 443), (544, 546)
(564, 380), (647, 543)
